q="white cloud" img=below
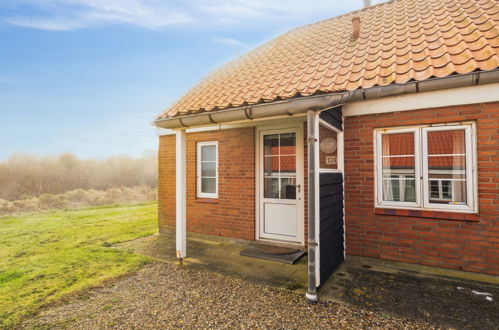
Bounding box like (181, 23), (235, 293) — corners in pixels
(1, 0), (191, 30)
(5, 17), (85, 31)
(193, 0), (388, 23)
(212, 37), (244, 46)
(1, 0), (390, 31)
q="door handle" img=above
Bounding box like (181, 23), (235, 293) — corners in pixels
(296, 184), (301, 194)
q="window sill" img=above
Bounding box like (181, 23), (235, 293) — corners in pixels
(374, 208), (479, 222)
(195, 198), (219, 204)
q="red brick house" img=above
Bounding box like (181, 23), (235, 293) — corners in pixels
(154, 0), (499, 301)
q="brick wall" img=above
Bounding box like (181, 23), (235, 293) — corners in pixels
(158, 123), (310, 243)
(158, 127), (256, 240)
(344, 101), (499, 275)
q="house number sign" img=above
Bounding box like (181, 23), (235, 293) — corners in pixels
(325, 156), (337, 165)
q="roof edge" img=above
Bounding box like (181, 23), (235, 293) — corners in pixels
(153, 69), (499, 129)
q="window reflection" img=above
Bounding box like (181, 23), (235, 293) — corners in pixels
(263, 133), (296, 200)
(319, 124), (338, 169)
(381, 132), (416, 203)
(427, 130), (467, 205)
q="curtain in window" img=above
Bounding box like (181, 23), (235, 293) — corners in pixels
(426, 129), (466, 205)
(381, 132), (416, 203)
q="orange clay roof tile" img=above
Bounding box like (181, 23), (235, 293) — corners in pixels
(159, 0), (499, 118)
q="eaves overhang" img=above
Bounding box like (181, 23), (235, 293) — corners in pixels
(153, 69), (499, 130)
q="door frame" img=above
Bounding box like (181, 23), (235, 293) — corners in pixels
(255, 123), (305, 245)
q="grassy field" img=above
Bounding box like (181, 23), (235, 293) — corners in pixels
(0, 203), (157, 328)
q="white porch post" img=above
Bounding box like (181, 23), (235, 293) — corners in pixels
(176, 129), (187, 259)
(306, 110), (319, 303)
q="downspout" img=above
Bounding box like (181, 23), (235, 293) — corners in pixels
(306, 110), (318, 303)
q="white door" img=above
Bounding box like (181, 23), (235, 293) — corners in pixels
(258, 128), (304, 244)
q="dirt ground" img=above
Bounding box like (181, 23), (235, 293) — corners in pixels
(20, 262), (435, 329)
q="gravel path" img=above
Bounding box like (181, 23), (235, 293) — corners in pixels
(21, 262), (437, 329)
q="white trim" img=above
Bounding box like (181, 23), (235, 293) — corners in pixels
(175, 129), (187, 258)
(339, 114), (346, 260)
(374, 127), (421, 209)
(255, 125), (305, 245)
(318, 119), (343, 173)
(196, 141), (218, 199)
(314, 113), (321, 287)
(343, 82), (499, 117)
(157, 115), (307, 136)
(338, 130), (344, 173)
(318, 119), (341, 133)
(374, 123), (477, 213)
(421, 124), (475, 212)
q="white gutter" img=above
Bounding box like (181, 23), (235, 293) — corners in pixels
(154, 69), (499, 129)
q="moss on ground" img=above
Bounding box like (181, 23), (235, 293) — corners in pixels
(0, 203), (157, 328)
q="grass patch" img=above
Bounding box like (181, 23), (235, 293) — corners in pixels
(0, 203), (157, 328)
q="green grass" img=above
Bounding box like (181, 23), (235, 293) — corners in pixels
(0, 203), (158, 328)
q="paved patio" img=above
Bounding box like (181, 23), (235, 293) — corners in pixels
(321, 256), (499, 329)
(119, 230), (308, 292)
(120, 231), (499, 328)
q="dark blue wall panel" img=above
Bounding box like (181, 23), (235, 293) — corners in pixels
(319, 172), (344, 286)
(319, 107), (343, 131)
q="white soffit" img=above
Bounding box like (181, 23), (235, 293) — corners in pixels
(343, 82), (499, 117)
(156, 116), (306, 136)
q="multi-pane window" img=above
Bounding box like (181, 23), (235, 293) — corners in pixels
(375, 124), (476, 212)
(263, 133), (297, 200)
(380, 131), (418, 204)
(197, 141), (218, 198)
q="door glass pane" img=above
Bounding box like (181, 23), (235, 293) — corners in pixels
(201, 161), (216, 177)
(264, 156), (279, 176)
(427, 129), (467, 205)
(381, 132), (415, 202)
(279, 133), (296, 155)
(201, 178), (216, 193)
(264, 135), (279, 156)
(201, 145), (216, 161)
(279, 156), (296, 174)
(280, 177), (296, 199)
(263, 132), (297, 199)
(264, 178), (279, 199)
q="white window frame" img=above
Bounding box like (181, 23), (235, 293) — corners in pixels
(197, 141), (218, 199)
(374, 123), (477, 213)
(429, 179), (453, 202)
(422, 125), (475, 212)
(375, 127), (421, 209)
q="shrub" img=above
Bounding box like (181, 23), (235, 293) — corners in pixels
(0, 199), (12, 214)
(0, 186), (157, 216)
(0, 152), (157, 201)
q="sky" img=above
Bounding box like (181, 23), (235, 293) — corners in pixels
(0, 0), (388, 160)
